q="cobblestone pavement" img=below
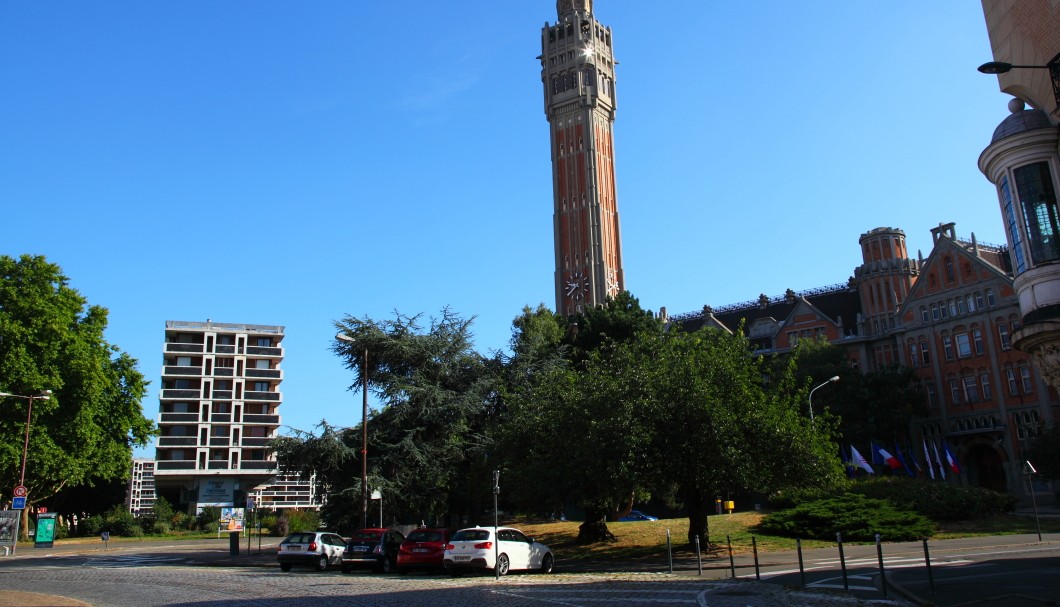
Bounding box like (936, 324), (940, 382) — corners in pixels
(0, 563), (911, 607)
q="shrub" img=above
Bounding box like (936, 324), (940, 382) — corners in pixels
(768, 484), (847, 509)
(196, 507), (221, 532)
(757, 493), (935, 541)
(850, 477), (1016, 520)
(282, 509), (321, 534)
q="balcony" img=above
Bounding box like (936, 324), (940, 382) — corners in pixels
(209, 438), (230, 447)
(157, 437), (197, 447)
(213, 367), (234, 377)
(245, 391), (280, 402)
(240, 461), (277, 470)
(240, 437), (271, 447)
(165, 343), (204, 353)
(159, 412), (200, 423)
(243, 414), (279, 424)
(247, 346), (282, 356)
(156, 460), (196, 470)
(161, 389), (200, 399)
(163, 366), (202, 376)
(212, 390), (233, 399)
(215, 345), (235, 354)
(245, 368), (282, 379)
(207, 461), (230, 470)
(209, 413), (232, 423)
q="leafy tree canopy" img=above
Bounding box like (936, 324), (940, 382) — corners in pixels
(0, 254), (155, 510)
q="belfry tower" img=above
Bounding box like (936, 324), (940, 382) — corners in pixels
(541, 0), (625, 316)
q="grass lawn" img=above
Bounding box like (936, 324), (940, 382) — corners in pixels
(512, 511), (1060, 561)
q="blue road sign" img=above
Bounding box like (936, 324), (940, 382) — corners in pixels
(12, 497), (26, 510)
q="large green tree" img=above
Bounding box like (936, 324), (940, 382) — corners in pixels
(274, 308), (500, 530)
(0, 255), (155, 529)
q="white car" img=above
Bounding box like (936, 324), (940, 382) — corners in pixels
(276, 531), (347, 572)
(443, 526), (554, 576)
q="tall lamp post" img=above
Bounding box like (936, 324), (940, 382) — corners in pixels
(335, 334), (369, 529)
(977, 52), (1060, 108)
(807, 376), (839, 423)
(0, 390), (53, 489)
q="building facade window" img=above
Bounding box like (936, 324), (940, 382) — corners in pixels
(943, 335), (955, 361)
(998, 322), (1011, 349)
(931, 304), (940, 321)
(955, 333), (972, 358)
(949, 378), (962, 405)
(980, 372), (992, 400)
(1015, 161), (1060, 266)
(962, 375), (979, 403)
(972, 328), (984, 355)
(920, 340), (931, 365)
(1020, 365), (1034, 393)
(1001, 176), (1028, 274)
(921, 306), (929, 323)
(1006, 368), (1019, 395)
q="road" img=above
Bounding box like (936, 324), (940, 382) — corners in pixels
(0, 534), (1056, 606)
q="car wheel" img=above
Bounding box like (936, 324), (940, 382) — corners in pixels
(379, 557), (393, 574)
(315, 555), (329, 571)
(540, 553), (554, 574)
(495, 553), (510, 576)
(280, 563), (292, 572)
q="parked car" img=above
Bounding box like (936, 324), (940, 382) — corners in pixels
(618, 510), (658, 522)
(341, 528), (405, 573)
(443, 526), (554, 576)
(396, 527), (451, 573)
(276, 531), (347, 572)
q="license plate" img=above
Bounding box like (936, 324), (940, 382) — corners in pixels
(350, 546), (368, 552)
(287, 546), (302, 551)
(412, 548), (429, 553)
(453, 555), (470, 561)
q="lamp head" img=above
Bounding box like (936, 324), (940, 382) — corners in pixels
(978, 61), (1013, 74)
(829, 376), (840, 383)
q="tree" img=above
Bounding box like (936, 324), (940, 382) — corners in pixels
(0, 255), (155, 535)
(329, 308), (499, 528)
(270, 422), (358, 530)
(644, 328), (844, 545)
(566, 291), (661, 360)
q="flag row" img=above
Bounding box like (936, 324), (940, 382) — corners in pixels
(846, 438), (960, 479)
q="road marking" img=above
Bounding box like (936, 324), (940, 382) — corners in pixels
(83, 555), (185, 568)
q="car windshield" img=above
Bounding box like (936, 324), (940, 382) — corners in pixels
(349, 531), (382, 542)
(406, 530), (444, 543)
(451, 529), (490, 542)
(284, 533), (316, 544)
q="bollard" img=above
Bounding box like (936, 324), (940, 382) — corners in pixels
(694, 535), (702, 576)
(836, 531), (849, 591)
(922, 539), (935, 595)
(875, 533), (888, 598)
(666, 529), (673, 574)
(752, 536), (760, 581)
(726, 534), (736, 579)
(796, 538), (806, 588)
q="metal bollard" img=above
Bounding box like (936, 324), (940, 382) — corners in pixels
(922, 539), (935, 595)
(726, 534), (736, 579)
(666, 529), (673, 574)
(694, 535), (702, 576)
(752, 536), (761, 581)
(837, 531), (849, 591)
(796, 538), (806, 587)
(875, 533), (888, 598)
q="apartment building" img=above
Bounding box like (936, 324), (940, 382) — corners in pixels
(125, 458), (157, 515)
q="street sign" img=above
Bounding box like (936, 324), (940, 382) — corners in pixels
(11, 497), (26, 510)
(12, 486), (26, 498)
(37, 507), (47, 514)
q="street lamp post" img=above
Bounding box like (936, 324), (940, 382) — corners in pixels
(0, 390), (53, 489)
(977, 52), (1060, 108)
(807, 376), (839, 423)
(335, 334), (369, 529)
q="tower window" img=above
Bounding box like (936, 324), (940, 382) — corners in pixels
(1015, 162), (1060, 266)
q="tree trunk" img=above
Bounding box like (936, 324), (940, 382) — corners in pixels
(577, 506), (616, 543)
(684, 486), (710, 548)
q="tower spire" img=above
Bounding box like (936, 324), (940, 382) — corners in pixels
(557, 0), (592, 17)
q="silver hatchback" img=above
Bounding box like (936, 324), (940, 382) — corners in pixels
(276, 531), (347, 572)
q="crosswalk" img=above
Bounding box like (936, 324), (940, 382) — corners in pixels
(82, 554), (186, 568)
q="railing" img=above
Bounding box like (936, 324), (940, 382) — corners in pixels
(159, 412), (200, 423)
(212, 390), (233, 399)
(166, 320), (284, 334)
(245, 369), (281, 379)
(213, 367), (234, 377)
(161, 389), (200, 399)
(244, 391), (280, 401)
(165, 343), (204, 353)
(243, 414), (279, 424)
(209, 413), (232, 423)
(246, 346), (282, 356)
(209, 438), (230, 447)
(156, 461), (196, 470)
(240, 461), (277, 470)
(163, 366), (202, 376)
(157, 437), (196, 447)
(239, 437), (271, 447)
(207, 461), (230, 470)
(215, 345), (235, 354)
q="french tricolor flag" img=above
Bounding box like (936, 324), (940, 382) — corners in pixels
(874, 443), (903, 470)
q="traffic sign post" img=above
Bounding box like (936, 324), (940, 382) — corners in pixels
(11, 497), (26, 510)
(12, 486), (27, 498)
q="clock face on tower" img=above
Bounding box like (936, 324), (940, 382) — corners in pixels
(606, 268), (619, 297)
(565, 272), (589, 300)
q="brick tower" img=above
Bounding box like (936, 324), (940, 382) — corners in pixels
(541, 0), (625, 316)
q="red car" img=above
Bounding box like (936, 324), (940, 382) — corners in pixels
(396, 528), (451, 573)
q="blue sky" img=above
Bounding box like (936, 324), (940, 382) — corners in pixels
(2, 2), (1012, 457)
